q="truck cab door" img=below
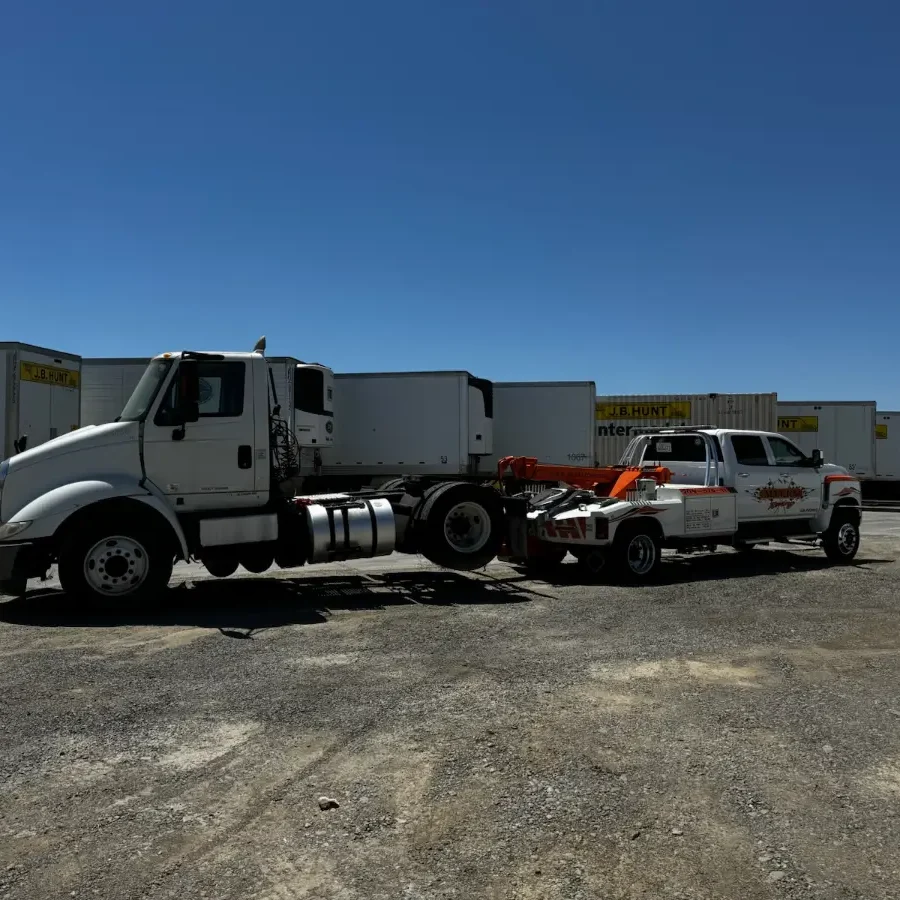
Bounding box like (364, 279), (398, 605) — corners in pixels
(731, 433), (820, 522)
(142, 360), (265, 512)
(763, 435), (822, 518)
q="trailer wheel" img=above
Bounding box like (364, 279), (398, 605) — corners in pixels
(822, 508), (860, 564)
(611, 523), (661, 582)
(58, 517), (173, 607)
(202, 554), (239, 578)
(377, 477), (406, 492)
(417, 483), (504, 570)
(240, 547), (275, 574)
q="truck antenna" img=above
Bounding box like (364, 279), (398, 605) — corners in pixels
(253, 336), (266, 354)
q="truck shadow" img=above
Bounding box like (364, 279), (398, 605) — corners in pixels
(0, 570), (536, 633)
(521, 548), (895, 587)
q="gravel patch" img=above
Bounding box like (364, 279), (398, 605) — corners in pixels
(1, 538), (899, 899)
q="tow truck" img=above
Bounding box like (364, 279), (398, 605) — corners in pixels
(498, 425), (862, 579)
(0, 340), (862, 602)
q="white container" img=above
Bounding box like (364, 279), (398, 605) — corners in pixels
(81, 358), (150, 426)
(319, 371), (493, 484)
(595, 393), (778, 464)
(1, 342), (82, 459)
(490, 381), (597, 467)
(871, 411), (899, 481)
(777, 401), (876, 478)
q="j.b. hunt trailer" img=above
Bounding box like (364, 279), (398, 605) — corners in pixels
(0, 342), (861, 602)
(594, 394), (778, 464)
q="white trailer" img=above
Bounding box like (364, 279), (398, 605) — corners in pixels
(777, 401), (876, 479)
(316, 371), (493, 490)
(873, 411), (899, 482)
(595, 393), (778, 465)
(490, 381), (596, 467)
(1, 342), (81, 458)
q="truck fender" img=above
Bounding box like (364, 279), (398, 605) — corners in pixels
(8, 478), (190, 560)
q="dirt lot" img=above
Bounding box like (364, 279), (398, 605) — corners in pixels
(2, 519), (900, 900)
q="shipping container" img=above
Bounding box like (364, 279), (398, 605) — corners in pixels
(776, 401), (876, 478)
(595, 393), (778, 464)
(489, 381), (596, 467)
(1, 342), (82, 459)
(81, 358), (150, 426)
(317, 371), (493, 489)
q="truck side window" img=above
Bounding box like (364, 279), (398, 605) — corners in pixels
(731, 435), (769, 466)
(155, 361), (246, 424)
(768, 436), (807, 467)
(643, 436), (708, 462)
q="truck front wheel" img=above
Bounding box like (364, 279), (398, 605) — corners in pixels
(58, 518), (174, 607)
(822, 509), (860, 564)
(417, 483), (504, 571)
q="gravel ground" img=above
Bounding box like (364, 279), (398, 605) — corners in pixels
(1, 523), (899, 900)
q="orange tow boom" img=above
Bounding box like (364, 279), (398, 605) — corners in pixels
(496, 456), (672, 500)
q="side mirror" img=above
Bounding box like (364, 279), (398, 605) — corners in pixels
(176, 361), (200, 424)
(811, 448), (824, 467)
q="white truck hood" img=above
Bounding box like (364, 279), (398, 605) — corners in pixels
(5, 421), (140, 475)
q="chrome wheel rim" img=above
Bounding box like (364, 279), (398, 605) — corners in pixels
(837, 522), (858, 555)
(84, 535), (149, 595)
(443, 501), (491, 554)
(627, 534), (657, 575)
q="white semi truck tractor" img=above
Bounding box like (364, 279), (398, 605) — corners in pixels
(0, 340), (511, 604)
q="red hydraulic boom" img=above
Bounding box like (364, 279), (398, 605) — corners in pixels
(496, 456), (672, 500)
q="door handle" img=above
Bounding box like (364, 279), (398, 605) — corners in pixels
(737, 473), (750, 478)
(237, 445), (252, 469)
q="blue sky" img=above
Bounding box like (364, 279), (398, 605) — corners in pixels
(2, 1), (899, 404)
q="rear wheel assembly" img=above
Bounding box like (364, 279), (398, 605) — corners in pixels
(611, 523), (662, 583)
(416, 483), (504, 570)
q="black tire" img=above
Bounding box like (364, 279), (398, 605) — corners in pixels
(416, 482), (504, 570)
(203, 554), (239, 578)
(822, 508), (860, 564)
(611, 523), (662, 583)
(377, 477), (406, 492)
(58, 515), (174, 608)
(239, 546), (275, 574)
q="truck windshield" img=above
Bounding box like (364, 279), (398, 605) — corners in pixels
(118, 359), (174, 422)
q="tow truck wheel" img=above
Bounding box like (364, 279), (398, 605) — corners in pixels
(822, 509), (860, 564)
(417, 483), (504, 571)
(612, 523), (662, 582)
(58, 518), (173, 608)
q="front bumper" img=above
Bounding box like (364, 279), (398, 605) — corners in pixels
(0, 541), (50, 595)
(0, 542), (31, 581)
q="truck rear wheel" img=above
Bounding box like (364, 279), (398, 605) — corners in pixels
(611, 523), (662, 582)
(822, 509), (860, 563)
(58, 517), (174, 608)
(417, 483), (504, 571)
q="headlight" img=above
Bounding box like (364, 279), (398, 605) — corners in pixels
(0, 521), (31, 540)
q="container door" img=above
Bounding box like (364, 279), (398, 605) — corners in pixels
(142, 360), (261, 512)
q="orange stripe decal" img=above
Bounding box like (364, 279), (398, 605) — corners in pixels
(824, 475), (856, 483)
